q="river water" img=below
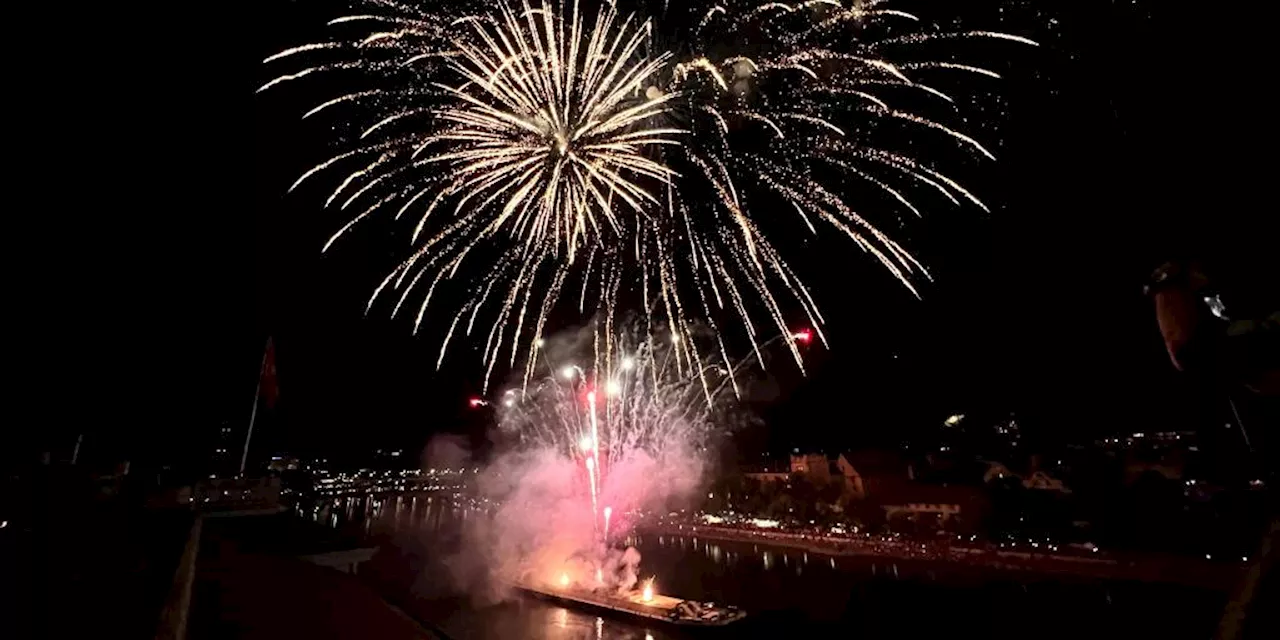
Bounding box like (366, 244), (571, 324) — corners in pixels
(305, 495), (1227, 639)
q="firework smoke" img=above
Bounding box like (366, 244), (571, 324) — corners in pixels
(434, 320), (773, 599)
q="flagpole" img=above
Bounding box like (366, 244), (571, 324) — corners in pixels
(240, 339), (270, 477)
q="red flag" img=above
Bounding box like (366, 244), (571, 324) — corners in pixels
(261, 338), (279, 409)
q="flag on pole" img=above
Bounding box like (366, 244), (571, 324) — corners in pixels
(262, 338), (279, 409)
(242, 337), (277, 476)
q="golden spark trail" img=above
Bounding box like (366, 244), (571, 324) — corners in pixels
(262, 0), (1035, 388)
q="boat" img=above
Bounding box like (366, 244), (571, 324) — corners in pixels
(513, 580), (747, 627)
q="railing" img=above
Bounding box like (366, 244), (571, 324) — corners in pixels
(155, 516), (202, 640)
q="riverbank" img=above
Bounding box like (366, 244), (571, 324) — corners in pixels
(639, 524), (1240, 589)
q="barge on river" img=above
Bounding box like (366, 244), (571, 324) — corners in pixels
(514, 581), (746, 627)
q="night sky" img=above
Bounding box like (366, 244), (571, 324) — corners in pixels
(27, 1), (1274, 472)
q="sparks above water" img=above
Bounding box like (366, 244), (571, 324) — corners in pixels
(494, 321), (788, 550)
(262, 0), (1034, 388)
(477, 321), (775, 594)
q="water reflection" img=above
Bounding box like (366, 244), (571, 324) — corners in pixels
(301, 497), (1219, 640)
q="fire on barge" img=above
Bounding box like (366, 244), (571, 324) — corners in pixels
(514, 578), (747, 627)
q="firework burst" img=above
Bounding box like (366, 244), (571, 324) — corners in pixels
(493, 320), (776, 550)
(261, 0), (1034, 388)
(498, 325), (746, 461)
